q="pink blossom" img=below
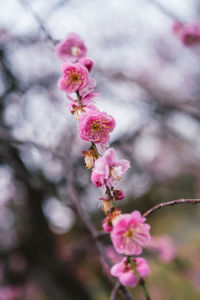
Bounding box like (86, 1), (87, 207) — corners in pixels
(56, 33), (87, 62)
(111, 211), (151, 256)
(105, 246), (122, 264)
(79, 77), (96, 97)
(147, 235), (176, 263)
(96, 142), (109, 155)
(111, 257), (150, 287)
(172, 21), (184, 34)
(181, 24), (200, 45)
(173, 21), (200, 46)
(57, 62), (88, 94)
(67, 93), (99, 117)
(78, 110), (115, 144)
(102, 208), (122, 233)
(79, 57), (94, 72)
(91, 148), (130, 188)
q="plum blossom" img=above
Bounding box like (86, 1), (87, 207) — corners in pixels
(67, 93), (99, 118)
(56, 33), (87, 61)
(173, 21), (200, 46)
(57, 62), (88, 94)
(102, 208), (122, 232)
(96, 142), (109, 155)
(111, 257), (150, 287)
(105, 246), (122, 264)
(111, 211), (151, 255)
(78, 110), (115, 144)
(147, 235), (176, 263)
(79, 77), (96, 97)
(79, 57), (94, 72)
(91, 148), (130, 188)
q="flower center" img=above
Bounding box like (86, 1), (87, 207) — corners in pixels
(70, 72), (79, 83)
(71, 46), (81, 56)
(89, 120), (109, 142)
(91, 121), (100, 131)
(110, 166), (123, 181)
(123, 228), (134, 238)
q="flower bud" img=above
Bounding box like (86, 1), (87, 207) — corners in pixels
(102, 208), (122, 232)
(79, 57), (94, 72)
(91, 172), (104, 187)
(113, 189), (125, 200)
(82, 149), (96, 169)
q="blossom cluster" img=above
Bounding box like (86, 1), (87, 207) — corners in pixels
(56, 33), (151, 288)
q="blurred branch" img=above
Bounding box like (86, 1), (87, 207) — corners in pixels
(0, 127), (64, 160)
(147, 0), (182, 22)
(110, 281), (121, 300)
(65, 159), (134, 299)
(18, 0), (58, 46)
(97, 67), (200, 123)
(143, 198), (200, 218)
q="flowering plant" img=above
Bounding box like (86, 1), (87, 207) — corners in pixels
(56, 32), (200, 300)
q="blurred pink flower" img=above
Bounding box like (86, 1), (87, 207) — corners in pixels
(173, 21), (200, 46)
(91, 148), (130, 188)
(78, 110), (115, 144)
(147, 235), (176, 263)
(111, 211), (151, 256)
(79, 57), (94, 72)
(56, 33), (87, 61)
(172, 20), (184, 34)
(111, 257), (150, 287)
(0, 286), (22, 300)
(105, 246), (122, 264)
(57, 62), (88, 94)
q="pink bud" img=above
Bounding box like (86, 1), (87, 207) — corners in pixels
(79, 57), (94, 72)
(102, 219), (113, 233)
(113, 190), (124, 200)
(91, 172), (103, 187)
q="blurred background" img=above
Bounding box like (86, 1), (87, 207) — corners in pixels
(1, 0), (200, 299)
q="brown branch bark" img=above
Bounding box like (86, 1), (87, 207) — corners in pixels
(143, 198), (200, 218)
(65, 161), (133, 299)
(110, 281), (121, 300)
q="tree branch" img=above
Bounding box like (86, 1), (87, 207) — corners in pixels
(143, 198), (200, 218)
(65, 162), (133, 299)
(110, 281), (121, 300)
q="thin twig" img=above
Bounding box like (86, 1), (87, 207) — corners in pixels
(143, 198), (200, 218)
(0, 128), (64, 160)
(147, 0), (183, 22)
(119, 285), (134, 300)
(18, 0), (58, 46)
(65, 168), (133, 300)
(110, 281), (121, 300)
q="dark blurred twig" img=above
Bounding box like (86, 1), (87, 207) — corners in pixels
(143, 198), (200, 217)
(110, 281), (121, 300)
(0, 127), (64, 160)
(18, 0), (58, 46)
(65, 149), (134, 299)
(147, 0), (183, 22)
